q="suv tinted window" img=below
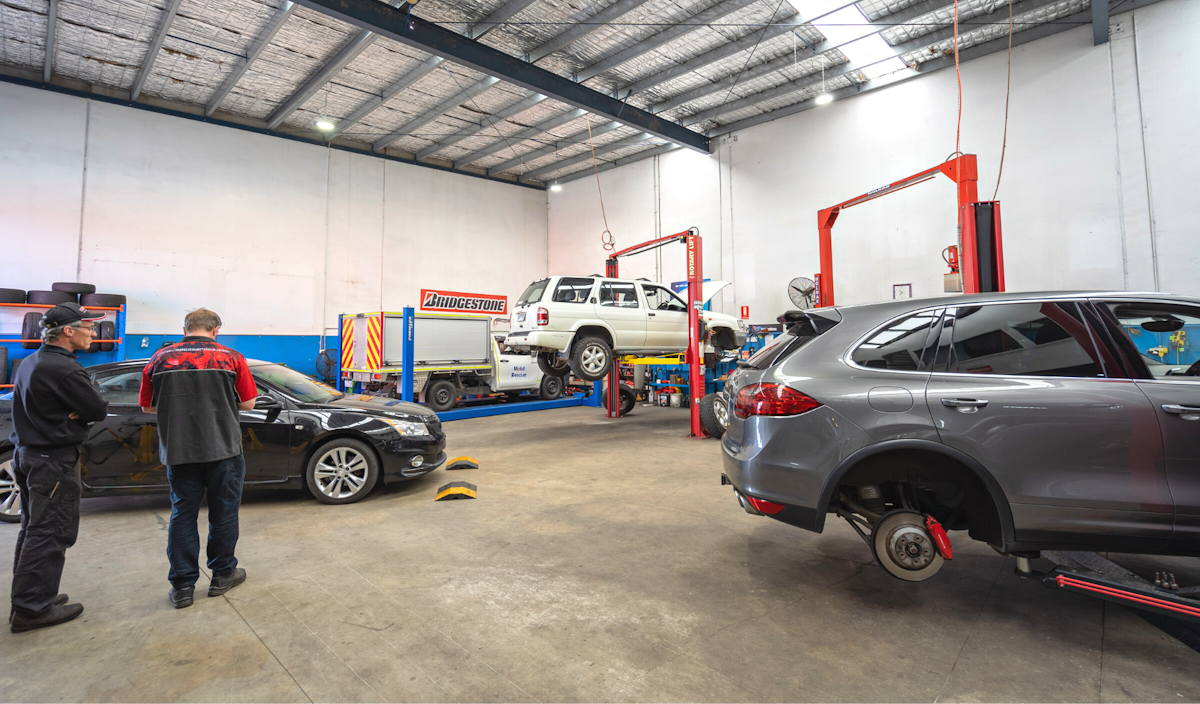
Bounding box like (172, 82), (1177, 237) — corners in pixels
(517, 279), (549, 306)
(851, 309), (942, 371)
(641, 285), (686, 312)
(599, 282), (639, 308)
(946, 301), (1103, 377)
(1102, 301), (1200, 380)
(552, 278), (594, 304)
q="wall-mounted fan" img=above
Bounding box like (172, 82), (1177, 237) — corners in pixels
(788, 277), (817, 309)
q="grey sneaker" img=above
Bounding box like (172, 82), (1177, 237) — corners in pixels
(207, 568), (246, 597)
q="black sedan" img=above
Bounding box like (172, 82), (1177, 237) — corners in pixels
(0, 359), (447, 522)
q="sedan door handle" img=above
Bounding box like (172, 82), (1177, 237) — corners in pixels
(1162, 404), (1200, 420)
(941, 398), (989, 413)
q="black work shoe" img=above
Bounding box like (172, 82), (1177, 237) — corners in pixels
(207, 568), (246, 597)
(169, 586), (195, 609)
(10, 594), (68, 623)
(10, 603), (84, 633)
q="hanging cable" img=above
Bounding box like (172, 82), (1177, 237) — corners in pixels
(992, 0), (1013, 201)
(586, 116), (615, 252)
(953, 0), (963, 212)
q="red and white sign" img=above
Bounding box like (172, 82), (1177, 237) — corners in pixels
(420, 289), (508, 315)
(740, 306), (750, 319)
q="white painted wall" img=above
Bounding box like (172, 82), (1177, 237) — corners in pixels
(548, 0), (1200, 321)
(0, 82), (548, 335)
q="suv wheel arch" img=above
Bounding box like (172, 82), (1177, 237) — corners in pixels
(816, 440), (1015, 547)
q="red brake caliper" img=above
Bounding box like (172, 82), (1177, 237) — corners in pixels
(925, 515), (953, 560)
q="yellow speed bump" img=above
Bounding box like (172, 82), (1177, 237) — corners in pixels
(447, 457), (479, 470)
(435, 481), (477, 501)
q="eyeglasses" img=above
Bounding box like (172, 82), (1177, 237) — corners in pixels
(76, 324), (96, 333)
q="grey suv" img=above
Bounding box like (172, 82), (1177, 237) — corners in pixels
(721, 291), (1200, 581)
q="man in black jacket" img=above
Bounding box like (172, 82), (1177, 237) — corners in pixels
(8, 302), (108, 633)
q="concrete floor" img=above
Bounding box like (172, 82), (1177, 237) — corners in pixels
(1, 404), (1198, 703)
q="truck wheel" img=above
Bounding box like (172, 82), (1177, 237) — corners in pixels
(306, 438), (379, 505)
(711, 328), (738, 352)
(698, 393), (726, 438)
(569, 336), (612, 383)
(539, 374), (563, 400)
(537, 351), (570, 378)
(601, 383), (636, 416)
(424, 379), (459, 413)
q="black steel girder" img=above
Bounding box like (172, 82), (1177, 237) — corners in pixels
(288, 0), (710, 153)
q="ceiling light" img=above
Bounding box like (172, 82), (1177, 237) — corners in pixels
(815, 93), (833, 105)
(549, 182), (563, 192)
(316, 120), (335, 131)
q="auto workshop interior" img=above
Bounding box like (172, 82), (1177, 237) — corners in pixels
(0, 0), (1198, 697)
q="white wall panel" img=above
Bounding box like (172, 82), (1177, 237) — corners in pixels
(1132, 0), (1200, 297)
(549, 0), (1198, 320)
(0, 82), (548, 336)
(0, 83), (88, 290)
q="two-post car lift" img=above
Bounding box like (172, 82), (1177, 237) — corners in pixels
(602, 228), (707, 438)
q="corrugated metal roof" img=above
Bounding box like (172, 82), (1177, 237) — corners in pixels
(0, 0), (1091, 184)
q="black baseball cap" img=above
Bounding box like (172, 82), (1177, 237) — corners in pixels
(41, 302), (104, 328)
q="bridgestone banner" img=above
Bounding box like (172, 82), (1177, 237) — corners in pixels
(420, 289), (508, 315)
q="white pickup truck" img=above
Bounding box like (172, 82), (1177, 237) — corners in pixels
(504, 275), (747, 382)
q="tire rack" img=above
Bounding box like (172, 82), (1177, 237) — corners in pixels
(0, 302), (126, 388)
(603, 228), (705, 438)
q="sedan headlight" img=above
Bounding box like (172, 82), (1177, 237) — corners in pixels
(380, 418), (432, 438)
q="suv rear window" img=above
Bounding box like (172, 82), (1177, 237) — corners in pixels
(517, 279), (549, 306)
(552, 278), (594, 304)
(852, 309), (943, 371)
(945, 302), (1103, 377)
(745, 311), (840, 370)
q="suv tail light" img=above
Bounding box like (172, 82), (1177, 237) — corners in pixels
(734, 383), (821, 419)
(536, 307), (549, 326)
(746, 496), (786, 515)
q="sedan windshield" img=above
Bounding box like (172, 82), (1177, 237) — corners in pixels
(252, 364), (342, 403)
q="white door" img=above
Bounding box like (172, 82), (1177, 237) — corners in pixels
(641, 284), (689, 349)
(595, 280), (646, 350)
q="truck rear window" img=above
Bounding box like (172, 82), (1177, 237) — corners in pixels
(517, 279), (549, 306)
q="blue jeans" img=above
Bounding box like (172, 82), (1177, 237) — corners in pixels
(166, 454), (245, 589)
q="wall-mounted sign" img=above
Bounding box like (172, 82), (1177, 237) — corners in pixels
(420, 289), (508, 315)
(740, 305), (750, 319)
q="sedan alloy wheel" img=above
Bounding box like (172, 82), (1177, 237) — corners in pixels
(307, 439), (380, 505)
(0, 454), (20, 523)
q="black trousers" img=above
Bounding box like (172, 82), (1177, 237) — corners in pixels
(10, 446), (81, 618)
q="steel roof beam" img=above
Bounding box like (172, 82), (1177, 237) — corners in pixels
(556, 143), (679, 183)
(206, 0), (296, 117)
(415, 91), (546, 160)
(520, 132), (653, 181)
(648, 0), (958, 114)
(130, 0), (184, 101)
(289, 0), (708, 151)
(43, 0), (57, 82)
(454, 107), (586, 168)
(487, 120), (622, 175)
(468, 0), (540, 38)
(373, 75), (501, 151)
(527, 0), (654, 63)
(575, 0), (760, 83)
(671, 0), (1059, 125)
(707, 0), (1163, 137)
(329, 54), (443, 138)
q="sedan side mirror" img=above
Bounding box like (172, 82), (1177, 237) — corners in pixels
(254, 395), (282, 410)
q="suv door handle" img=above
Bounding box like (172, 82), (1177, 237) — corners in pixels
(647, 313), (656, 317)
(941, 398), (988, 413)
(1162, 404), (1200, 420)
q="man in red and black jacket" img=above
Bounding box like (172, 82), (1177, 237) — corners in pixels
(138, 308), (257, 609)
